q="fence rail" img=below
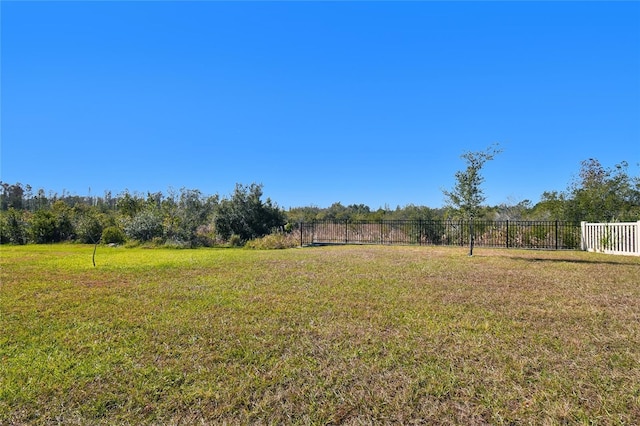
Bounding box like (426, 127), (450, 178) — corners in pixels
(581, 221), (640, 256)
(298, 220), (581, 250)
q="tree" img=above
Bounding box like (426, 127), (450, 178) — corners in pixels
(534, 159), (640, 222)
(52, 200), (74, 241)
(0, 208), (28, 244)
(316, 202), (349, 221)
(532, 191), (569, 220)
(116, 191), (144, 219)
(214, 183), (285, 243)
(494, 199), (532, 221)
(29, 210), (58, 243)
(163, 188), (217, 246)
(569, 159), (638, 222)
(0, 182), (24, 211)
(443, 144), (502, 255)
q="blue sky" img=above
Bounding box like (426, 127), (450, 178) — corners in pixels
(2, 1), (639, 209)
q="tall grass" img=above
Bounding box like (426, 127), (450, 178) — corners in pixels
(1, 244), (639, 424)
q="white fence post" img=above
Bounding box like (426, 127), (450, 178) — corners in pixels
(581, 221), (587, 251)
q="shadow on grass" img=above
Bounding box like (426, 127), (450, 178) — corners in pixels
(509, 255), (640, 266)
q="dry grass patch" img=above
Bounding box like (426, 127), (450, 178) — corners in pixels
(1, 244), (639, 424)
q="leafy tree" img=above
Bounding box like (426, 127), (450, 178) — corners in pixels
(163, 188), (218, 246)
(214, 183), (285, 243)
(146, 191), (164, 210)
(316, 202), (349, 221)
(532, 191), (569, 220)
(391, 204), (439, 221)
(33, 188), (50, 211)
(117, 191), (144, 219)
(534, 159), (640, 222)
(569, 159), (638, 222)
(346, 204), (372, 221)
(0, 208), (28, 244)
(494, 199), (532, 221)
(51, 200), (74, 241)
(443, 144), (502, 255)
(29, 210), (58, 243)
(0, 182), (25, 210)
(286, 206), (322, 223)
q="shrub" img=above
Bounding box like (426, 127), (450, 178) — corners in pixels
(101, 226), (126, 245)
(194, 224), (216, 247)
(561, 227), (579, 249)
(125, 210), (163, 242)
(228, 234), (243, 247)
(245, 232), (299, 250)
(214, 183), (286, 243)
(163, 239), (191, 249)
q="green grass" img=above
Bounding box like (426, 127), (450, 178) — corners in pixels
(1, 244), (639, 424)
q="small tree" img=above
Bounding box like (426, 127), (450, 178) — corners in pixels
(75, 207), (105, 244)
(443, 144), (501, 255)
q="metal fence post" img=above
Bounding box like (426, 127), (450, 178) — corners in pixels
(506, 220), (509, 248)
(345, 219), (348, 244)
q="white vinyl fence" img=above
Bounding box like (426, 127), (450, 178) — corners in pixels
(581, 221), (640, 256)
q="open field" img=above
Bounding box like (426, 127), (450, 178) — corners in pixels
(1, 244), (639, 425)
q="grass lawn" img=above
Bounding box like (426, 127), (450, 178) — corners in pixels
(1, 244), (639, 424)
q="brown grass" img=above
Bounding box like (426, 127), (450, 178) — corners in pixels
(1, 244), (639, 424)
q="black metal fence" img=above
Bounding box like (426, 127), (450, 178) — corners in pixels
(298, 220), (581, 250)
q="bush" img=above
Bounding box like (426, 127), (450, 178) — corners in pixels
(214, 183), (286, 243)
(125, 210), (164, 242)
(228, 234), (243, 247)
(101, 226), (126, 245)
(163, 239), (191, 249)
(194, 224), (216, 247)
(244, 232), (299, 250)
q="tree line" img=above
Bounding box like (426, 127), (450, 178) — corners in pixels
(1, 158), (638, 246)
(0, 183), (284, 246)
